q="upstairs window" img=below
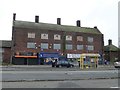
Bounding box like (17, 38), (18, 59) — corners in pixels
(53, 44), (61, 49)
(66, 44), (72, 50)
(77, 45), (83, 50)
(27, 42), (35, 49)
(41, 43), (48, 49)
(54, 34), (61, 40)
(28, 33), (35, 38)
(66, 35), (72, 41)
(88, 37), (93, 42)
(41, 33), (48, 39)
(87, 45), (94, 51)
(77, 36), (83, 41)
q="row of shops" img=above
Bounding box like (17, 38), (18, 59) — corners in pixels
(12, 52), (103, 66)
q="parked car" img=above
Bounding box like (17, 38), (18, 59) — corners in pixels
(55, 60), (74, 68)
(114, 61), (120, 68)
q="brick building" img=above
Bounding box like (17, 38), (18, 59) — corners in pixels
(11, 14), (104, 65)
(104, 39), (119, 64)
(0, 40), (11, 64)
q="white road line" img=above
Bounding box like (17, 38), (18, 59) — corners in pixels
(110, 87), (120, 88)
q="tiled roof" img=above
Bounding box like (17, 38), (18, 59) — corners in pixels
(13, 20), (102, 34)
(104, 45), (119, 52)
(0, 40), (11, 48)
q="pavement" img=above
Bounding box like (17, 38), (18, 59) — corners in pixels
(1, 64), (115, 68)
(0, 64), (117, 71)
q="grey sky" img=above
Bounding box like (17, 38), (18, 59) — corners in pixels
(0, 0), (119, 46)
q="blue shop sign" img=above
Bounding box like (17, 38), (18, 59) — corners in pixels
(39, 52), (60, 58)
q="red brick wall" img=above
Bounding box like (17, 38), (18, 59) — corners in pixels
(12, 27), (104, 56)
(3, 48), (11, 63)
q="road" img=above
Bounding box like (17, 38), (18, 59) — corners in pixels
(2, 79), (119, 88)
(1, 70), (119, 81)
(1, 65), (120, 88)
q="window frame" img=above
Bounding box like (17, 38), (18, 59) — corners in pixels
(28, 33), (35, 38)
(27, 42), (36, 49)
(41, 43), (48, 49)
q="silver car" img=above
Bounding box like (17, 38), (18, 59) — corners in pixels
(114, 61), (120, 68)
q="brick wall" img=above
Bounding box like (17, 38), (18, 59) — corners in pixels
(3, 47), (11, 63)
(12, 27), (104, 56)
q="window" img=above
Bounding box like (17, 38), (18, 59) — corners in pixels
(0, 48), (4, 53)
(88, 37), (93, 42)
(41, 33), (48, 39)
(77, 36), (83, 41)
(87, 45), (94, 51)
(77, 45), (83, 50)
(66, 35), (72, 41)
(66, 44), (72, 50)
(53, 44), (61, 49)
(28, 33), (35, 38)
(27, 42), (35, 49)
(41, 43), (48, 49)
(54, 34), (61, 40)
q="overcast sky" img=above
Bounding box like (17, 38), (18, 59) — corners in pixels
(0, 0), (119, 46)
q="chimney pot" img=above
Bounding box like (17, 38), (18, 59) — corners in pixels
(13, 13), (16, 21)
(35, 16), (39, 23)
(76, 20), (81, 27)
(108, 39), (112, 45)
(57, 18), (61, 25)
(94, 26), (97, 29)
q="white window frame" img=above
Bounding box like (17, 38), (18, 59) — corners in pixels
(27, 42), (35, 49)
(41, 43), (48, 49)
(54, 34), (61, 40)
(41, 33), (48, 39)
(53, 44), (61, 49)
(66, 44), (72, 50)
(28, 33), (35, 38)
(66, 35), (72, 41)
(77, 45), (83, 50)
(88, 37), (93, 42)
(77, 36), (83, 41)
(87, 45), (94, 51)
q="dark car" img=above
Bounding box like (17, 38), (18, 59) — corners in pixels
(55, 60), (74, 68)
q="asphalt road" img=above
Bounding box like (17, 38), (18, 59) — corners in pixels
(2, 79), (119, 88)
(1, 70), (119, 81)
(1, 65), (120, 88)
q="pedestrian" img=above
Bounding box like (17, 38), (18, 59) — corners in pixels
(52, 59), (55, 67)
(104, 60), (107, 65)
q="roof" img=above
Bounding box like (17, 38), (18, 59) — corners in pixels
(13, 20), (102, 34)
(104, 45), (119, 52)
(0, 40), (11, 48)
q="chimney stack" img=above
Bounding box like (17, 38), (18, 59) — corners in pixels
(94, 26), (98, 29)
(108, 39), (112, 45)
(57, 18), (61, 25)
(35, 16), (39, 23)
(13, 13), (16, 21)
(76, 20), (81, 27)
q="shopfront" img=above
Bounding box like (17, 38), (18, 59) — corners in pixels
(38, 52), (60, 65)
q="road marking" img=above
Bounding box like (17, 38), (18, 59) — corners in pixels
(110, 87), (120, 88)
